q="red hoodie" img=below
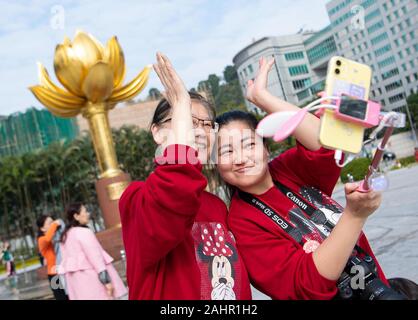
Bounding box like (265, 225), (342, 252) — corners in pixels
(119, 144), (252, 300)
(228, 142), (388, 300)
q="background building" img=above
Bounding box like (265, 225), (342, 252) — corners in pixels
(234, 0), (418, 115)
(233, 32), (325, 112)
(327, 0), (418, 113)
(76, 91), (210, 134)
(0, 108), (78, 158)
(76, 100), (160, 134)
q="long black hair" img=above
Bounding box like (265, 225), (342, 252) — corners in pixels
(36, 214), (52, 238)
(60, 202), (88, 243)
(216, 110), (260, 131)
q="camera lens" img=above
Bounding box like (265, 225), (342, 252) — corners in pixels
(335, 68), (340, 74)
(336, 60), (342, 66)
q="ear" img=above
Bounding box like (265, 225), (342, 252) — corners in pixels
(151, 123), (165, 145)
(197, 243), (212, 262)
(73, 213), (80, 223)
(263, 141), (271, 156)
(227, 243), (238, 262)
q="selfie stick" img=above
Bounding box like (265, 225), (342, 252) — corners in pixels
(256, 96), (339, 142)
(357, 112), (398, 192)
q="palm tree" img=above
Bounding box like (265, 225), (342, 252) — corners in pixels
(0, 125), (159, 253)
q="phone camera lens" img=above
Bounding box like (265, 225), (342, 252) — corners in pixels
(335, 68), (340, 74)
(336, 60), (342, 66)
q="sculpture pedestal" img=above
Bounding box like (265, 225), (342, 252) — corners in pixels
(95, 172), (131, 260)
(95, 225), (124, 260)
(95, 172), (131, 228)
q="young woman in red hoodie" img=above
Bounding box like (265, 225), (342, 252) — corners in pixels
(118, 53), (251, 300)
(215, 57), (404, 300)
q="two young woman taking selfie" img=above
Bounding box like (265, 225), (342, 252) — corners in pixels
(119, 53), (413, 300)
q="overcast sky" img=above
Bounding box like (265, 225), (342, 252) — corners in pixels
(0, 0), (331, 116)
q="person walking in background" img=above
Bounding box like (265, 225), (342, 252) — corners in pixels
(1, 241), (16, 277)
(36, 215), (68, 300)
(59, 203), (127, 300)
(1, 241), (19, 296)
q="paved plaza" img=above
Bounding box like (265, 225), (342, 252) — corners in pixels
(252, 164), (418, 299)
(1, 165), (417, 300)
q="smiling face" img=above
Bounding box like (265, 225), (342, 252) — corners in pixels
(191, 101), (216, 163)
(151, 100), (216, 164)
(216, 120), (270, 191)
(73, 205), (90, 226)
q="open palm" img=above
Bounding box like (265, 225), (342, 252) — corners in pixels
(246, 56), (275, 105)
(153, 52), (190, 109)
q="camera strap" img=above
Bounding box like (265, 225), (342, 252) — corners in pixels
(238, 180), (393, 299)
(238, 190), (305, 245)
(273, 180), (319, 218)
(238, 180), (366, 255)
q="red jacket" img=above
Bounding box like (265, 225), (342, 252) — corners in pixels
(228, 142), (388, 300)
(119, 144), (252, 300)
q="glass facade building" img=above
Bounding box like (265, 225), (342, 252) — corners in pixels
(0, 108), (79, 158)
(234, 0), (418, 113)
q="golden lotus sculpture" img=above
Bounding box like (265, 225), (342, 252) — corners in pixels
(30, 31), (151, 179)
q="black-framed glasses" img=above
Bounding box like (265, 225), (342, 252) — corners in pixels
(161, 116), (219, 132)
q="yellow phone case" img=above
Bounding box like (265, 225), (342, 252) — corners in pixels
(319, 56), (372, 154)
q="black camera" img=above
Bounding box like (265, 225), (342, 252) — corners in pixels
(337, 255), (406, 300)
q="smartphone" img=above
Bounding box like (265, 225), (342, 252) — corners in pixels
(319, 56), (372, 154)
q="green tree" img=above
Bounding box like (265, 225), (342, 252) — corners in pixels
(223, 65), (238, 84)
(114, 125), (156, 181)
(148, 87), (162, 100)
(0, 125), (158, 253)
(215, 79), (245, 114)
(196, 65), (247, 114)
(207, 74), (220, 98)
(406, 92), (418, 130)
(197, 80), (209, 92)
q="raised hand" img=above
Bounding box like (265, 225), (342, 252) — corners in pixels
(312, 183), (383, 281)
(247, 56), (321, 150)
(153, 52), (190, 110)
(246, 56), (275, 106)
(153, 52), (194, 148)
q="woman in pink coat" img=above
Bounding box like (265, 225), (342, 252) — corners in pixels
(59, 203), (127, 300)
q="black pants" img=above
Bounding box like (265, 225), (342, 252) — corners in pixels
(48, 275), (68, 300)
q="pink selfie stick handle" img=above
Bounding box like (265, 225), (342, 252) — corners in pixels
(357, 180), (370, 193)
(357, 125), (395, 193)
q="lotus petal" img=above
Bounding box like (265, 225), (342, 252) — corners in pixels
(54, 44), (86, 96)
(82, 62), (114, 103)
(29, 85), (82, 117)
(104, 36), (126, 89)
(37, 62), (84, 102)
(62, 36), (71, 47)
(72, 30), (103, 69)
(87, 32), (105, 57)
(109, 65), (151, 103)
